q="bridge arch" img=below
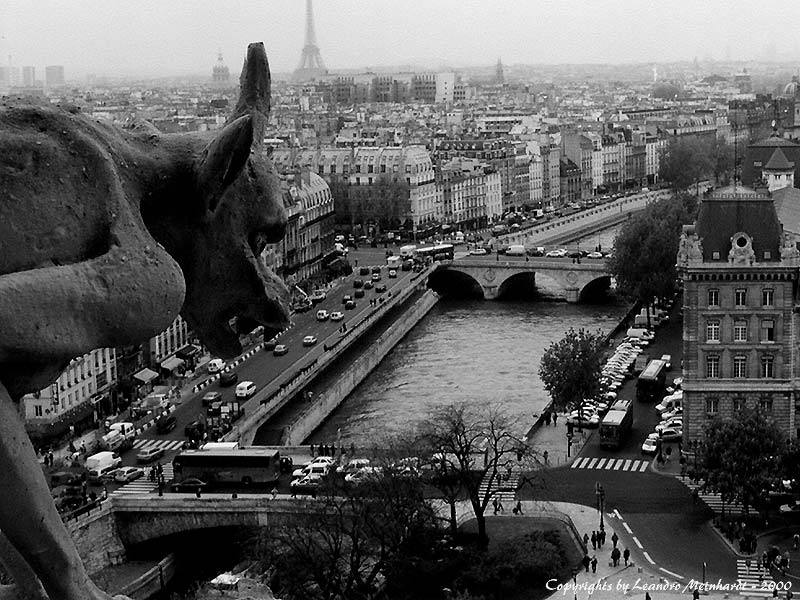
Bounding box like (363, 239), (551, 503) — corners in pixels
(577, 275), (613, 303)
(495, 271), (538, 300)
(427, 267), (484, 299)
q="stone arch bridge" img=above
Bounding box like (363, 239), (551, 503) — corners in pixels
(428, 258), (611, 302)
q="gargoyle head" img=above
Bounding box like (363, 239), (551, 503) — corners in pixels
(168, 43), (291, 358)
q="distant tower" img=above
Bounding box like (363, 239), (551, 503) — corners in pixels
(495, 58), (504, 84)
(293, 0), (327, 81)
(652, 66), (658, 83)
(212, 51), (230, 87)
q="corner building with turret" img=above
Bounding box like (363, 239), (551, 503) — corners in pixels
(678, 186), (800, 444)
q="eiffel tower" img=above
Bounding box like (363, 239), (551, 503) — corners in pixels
(293, 0), (327, 81)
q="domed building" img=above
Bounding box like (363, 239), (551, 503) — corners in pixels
(211, 52), (230, 87)
(783, 75), (800, 98)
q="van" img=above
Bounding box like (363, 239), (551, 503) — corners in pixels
(207, 358), (225, 373)
(505, 244), (526, 257)
(399, 245), (417, 258)
(108, 421), (135, 439)
(454, 231), (465, 243)
(660, 354), (672, 369)
(235, 381), (256, 399)
(101, 430), (134, 452)
(387, 256), (402, 268)
(85, 451), (122, 483)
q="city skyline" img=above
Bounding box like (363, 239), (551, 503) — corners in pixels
(3, 0), (800, 80)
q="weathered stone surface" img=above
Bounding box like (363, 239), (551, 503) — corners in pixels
(0, 42), (290, 600)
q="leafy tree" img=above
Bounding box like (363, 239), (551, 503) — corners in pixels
(417, 404), (534, 550)
(538, 328), (606, 413)
(607, 195), (696, 320)
(658, 136), (712, 191)
(253, 469), (437, 600)
(698, 408), (786, 513)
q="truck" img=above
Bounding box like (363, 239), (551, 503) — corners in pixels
(599, 400), (633, 449)
(85, 451), (122, 483)
(386, 256), (402, 268)
(399, 245), (417, 258)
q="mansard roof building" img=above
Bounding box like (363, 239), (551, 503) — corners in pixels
(678, 186), (800, 444)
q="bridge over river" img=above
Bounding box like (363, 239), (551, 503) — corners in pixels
(430, 257), (611, 302)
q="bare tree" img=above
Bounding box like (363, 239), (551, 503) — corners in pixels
(418, 404), (540, 550)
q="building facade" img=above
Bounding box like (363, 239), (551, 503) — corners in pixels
(678, 186), (799, 444)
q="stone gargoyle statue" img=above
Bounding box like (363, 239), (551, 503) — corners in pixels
(0, 43), (290, 600)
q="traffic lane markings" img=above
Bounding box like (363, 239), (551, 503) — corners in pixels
(622, 511), (739, 583)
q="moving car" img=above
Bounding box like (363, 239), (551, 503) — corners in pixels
(375, 284), (387, 293)
(114, 466), (144, 483)
(388, 269), (397, 278)
(202, 391), (223, 407)
(219, 371), (238, 387)
(155, 414), (177, 434)
(273, 344), (288, 356)
(353, 279), (364, 288)
(290, 474), (322, 492)
(354, 289), (365, 298)
(545, 249), (568, 258)
(345, 300), (357, 310)
(587, 251), (604, 259)
(316, 309), (329, 321)
(641, 434), (659, 455)
(303, 335), (318, 346)
(363, 281), (374, 290)
(171, 477), (208, 493)
(308, 290), (327, 304)
(371, 273), (381, 282)
(342, 294), (353, 304)
(330, 311), (344, 321)
(469, 248), (488, 256)
(137, 446), (165, 463)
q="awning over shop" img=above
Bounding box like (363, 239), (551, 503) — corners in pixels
(160, 356), (185, 371)
(176, 345), (200, 360)
(133, 368), (159, 384)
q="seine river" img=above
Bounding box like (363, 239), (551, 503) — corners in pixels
(309, 227), (626, 445)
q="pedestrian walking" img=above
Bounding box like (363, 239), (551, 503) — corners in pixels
(497, 498), (504, 513)
(611, 547), (620, 567)
(794, 533), (800, 550)
(591, 531), (597, 550)
(544, 411), (551, 426)
(515, 500), (523, 515)
(590, 555), (597, 573)
(543, 450), (549, 465)
(493, 497), (499, 515)
(271, 487), (278, 500)
(552, 412), (558, 426)
(745, 558), (751, 575)
(582, 553), (591, 573)
(611, 531), (619, 548)
(583, 532), (590, 548)
(310, 443), (315, 457)
(645, 592), (651, 600)
(623, 547), (630, 566)
(598, 529), (606, 547)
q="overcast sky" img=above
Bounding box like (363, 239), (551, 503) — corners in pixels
(2, 1), (800, 79)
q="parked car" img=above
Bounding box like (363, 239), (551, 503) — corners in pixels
(330, 311), (344, 321)
(171, 477), (208, 493)
(263, 339), (278, 351)
(290, 474), (322, 492)
(779, 500), (800, 514)
(292, 456), (337, 478)
(374, 284), (387, 293)
(371, 273), (381, 282)
(114, 466), (144, 484)
(219, 371), (238, 387)
(353, 279), (364, 289)
(155, 414), (177, 434)
(371, 266), (381, 274)
(354, 289), (365, 298)
(303, 335), (318, 346)
(359, 267), (371, 276)
(469, 248), (488, 256)
(345, 300), (357, 310)
(658, 427), (683, 442)
(545, 249), (568, 258)
(273, 344), (289, 356)
(342, 294), (353, 304)
(202, 391), (222, 407)
(388, 269), (397, 278)
(363, 281), (374, 290)
(207, 358), (225, 373)
(308, 290), (327, 304)
(137, 446), (165, 463)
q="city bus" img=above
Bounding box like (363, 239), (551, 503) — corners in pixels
(416, 243), (455, 262)
(636, 359), (667, 403)
(172, 447), (281, 487)
(599, 400), (633, 449)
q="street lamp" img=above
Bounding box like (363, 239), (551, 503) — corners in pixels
(596, 482), (605, 532)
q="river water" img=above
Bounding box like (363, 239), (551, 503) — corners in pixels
(308, 227), (626, 445)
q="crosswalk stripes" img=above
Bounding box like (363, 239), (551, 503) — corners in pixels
(677, 477), (745, 516)
(111, 464), (174, 496)
(570, 457), (650, 472)
(736, 559), (776, 598)
(132, 438), (184, 452)
(479, 468), (519, 507)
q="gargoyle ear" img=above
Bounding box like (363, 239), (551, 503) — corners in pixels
(228, 42), (270, 141)
(196, 114), (254, 213)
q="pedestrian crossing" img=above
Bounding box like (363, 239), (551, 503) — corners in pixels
(480, 467), (520, 506)
(570, 457), (651, 472)
(677, 476), (745, 516)
(132, 438), (185, 452)
(736, 558), (777, 598)
(111, 464), (174, 496)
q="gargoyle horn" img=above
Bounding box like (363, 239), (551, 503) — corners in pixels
(229, 41), (271, 141)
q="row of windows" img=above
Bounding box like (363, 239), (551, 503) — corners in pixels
(705, 319), (775, 342)
(705, 397), (774, 414)
(707, 287), (774, 308)
(705, 354), (774, 378)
